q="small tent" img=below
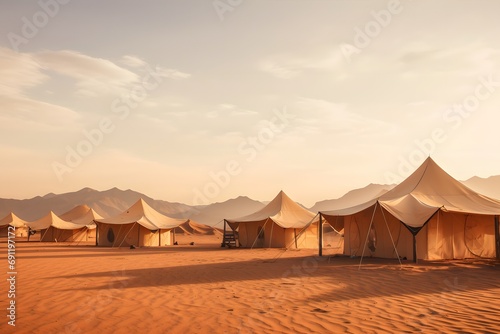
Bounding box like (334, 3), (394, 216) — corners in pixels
(94, 199), (187, 247)
(0, 213), (29, 237)
(26, 206), (97, 243)
(319, 157), (500, 261)
(225, 191), (319, 248)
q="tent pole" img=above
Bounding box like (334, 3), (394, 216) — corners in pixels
(269, 221), (274, 248)
(222, 219), (227, 247)
(95, 222), (99, 246)
(294, 229), (298, 249)
(412, 233), (417, 263)
(495, 215), (500, 259)
(359, 202), (378, 270)
(380, 206), (402, 268)
(319, 214), (323, 257)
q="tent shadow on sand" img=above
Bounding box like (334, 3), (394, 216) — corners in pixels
(12, 243), (226, 260)
(55, 255), (499, 304)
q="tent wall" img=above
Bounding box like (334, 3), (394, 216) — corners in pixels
(0, 227), (8, 237)
(97, 223), (172, 247)
(237, 221), (285, 248)
(425, 212), (496, 260)
(284, 222), (318, 249)
(324, 206), (417, 260)
(236, 220), (317, 249)
(40, 227), (95, 243)
(324, 208), (496, 261)
(159, 229), (173, 246)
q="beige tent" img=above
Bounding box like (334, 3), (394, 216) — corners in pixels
(320, 157), (500, 261)
(0, 213), (29, 237)
(94, 199), (187, 247)
(225, 191), (319, 249)
(26, 205), (97, 243)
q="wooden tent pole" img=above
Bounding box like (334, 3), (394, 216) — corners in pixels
(222, 219), (227, 247)
(319, 214), (323, 257)
(495, 215), (500, 259)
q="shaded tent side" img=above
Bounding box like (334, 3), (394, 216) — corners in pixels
(225, 191), (319, 249)
(94, 199), (187, 247)
(26, 208), (97, 243)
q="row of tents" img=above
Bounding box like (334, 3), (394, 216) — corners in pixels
(1, 157), (499, 261)
(0, 200), (188, 246)
(222, 158), (500, 261)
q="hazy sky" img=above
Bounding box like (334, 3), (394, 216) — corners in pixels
(1, 0), (500, 207)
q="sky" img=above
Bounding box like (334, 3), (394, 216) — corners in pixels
(1, 0), (500, 207)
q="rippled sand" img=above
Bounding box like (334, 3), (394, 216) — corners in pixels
(1, 236), (499, 333)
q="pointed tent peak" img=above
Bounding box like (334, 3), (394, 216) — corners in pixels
(10, 213), (28, 227)
(381, 157), (476, 199)
(227, 190), (316, 228)
(129, 198), (155, 212)
(59, 204), (92, 221)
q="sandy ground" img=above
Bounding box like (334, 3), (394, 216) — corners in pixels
(1, 235), (499, 334)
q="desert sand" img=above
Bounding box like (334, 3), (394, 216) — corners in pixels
(1, 235), (499, 334)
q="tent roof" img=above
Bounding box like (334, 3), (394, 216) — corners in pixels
(320, 157), (500, 228)
(320, 198), (378, 217)
(0, 212), (28, 228)
(27, 212), (94, 231)
(59, 205), (101, 227)
(59, 205), (91, 220)
(379, 157), (500, 218)
(94, 198), (187, 230)
(226, 191), (317, 228)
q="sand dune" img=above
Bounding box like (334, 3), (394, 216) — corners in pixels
(1, 238), (499, 333)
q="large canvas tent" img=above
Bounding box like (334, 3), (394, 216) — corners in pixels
(224, 191), (319, 249)
(26, 205), (97, 243)
(319, 157), (500, 261)
(94, 199), (187, 247)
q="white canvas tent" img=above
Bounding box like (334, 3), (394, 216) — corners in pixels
(225, 191), (319, 249)
(26, 205), (97, 243)
(319, 157), (500, 261)
(94, 199), (187, 247)
(0, 213), (29, 237)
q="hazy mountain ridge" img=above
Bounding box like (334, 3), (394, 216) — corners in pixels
(0, 187), (194, 221)
(462, 175), (500, 200)
(309, 183), (395, 212)
(1, 175), (499, 225)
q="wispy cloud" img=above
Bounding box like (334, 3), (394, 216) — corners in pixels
(259, 48), (345, 79)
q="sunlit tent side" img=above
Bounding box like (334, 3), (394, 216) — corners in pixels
(94, 199), (187, 247)
(224, 191), (319, 249)
(0, 212), (29, 237)
(26, 206), (97, 243)
(319, 157), (500, 261)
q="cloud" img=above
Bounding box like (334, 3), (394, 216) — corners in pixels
(0, 95), (80, 126)
(259, 48), (345, 79)
(293, 97), (395, 136)
(155, 67), (191, 79)
(0, 47), (48, 96)
(35, 50), (140, 97)
(120, 55), (147, 68)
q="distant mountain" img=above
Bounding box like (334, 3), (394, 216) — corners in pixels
(0, 188), (266, 229)
(188, 196), (266, 228)
(462, 175), (500, 200)
(309, 183), (395, 213)
(0, 187), (194, 221)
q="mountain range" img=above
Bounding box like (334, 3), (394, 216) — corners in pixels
(1, 174), (499, 227)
